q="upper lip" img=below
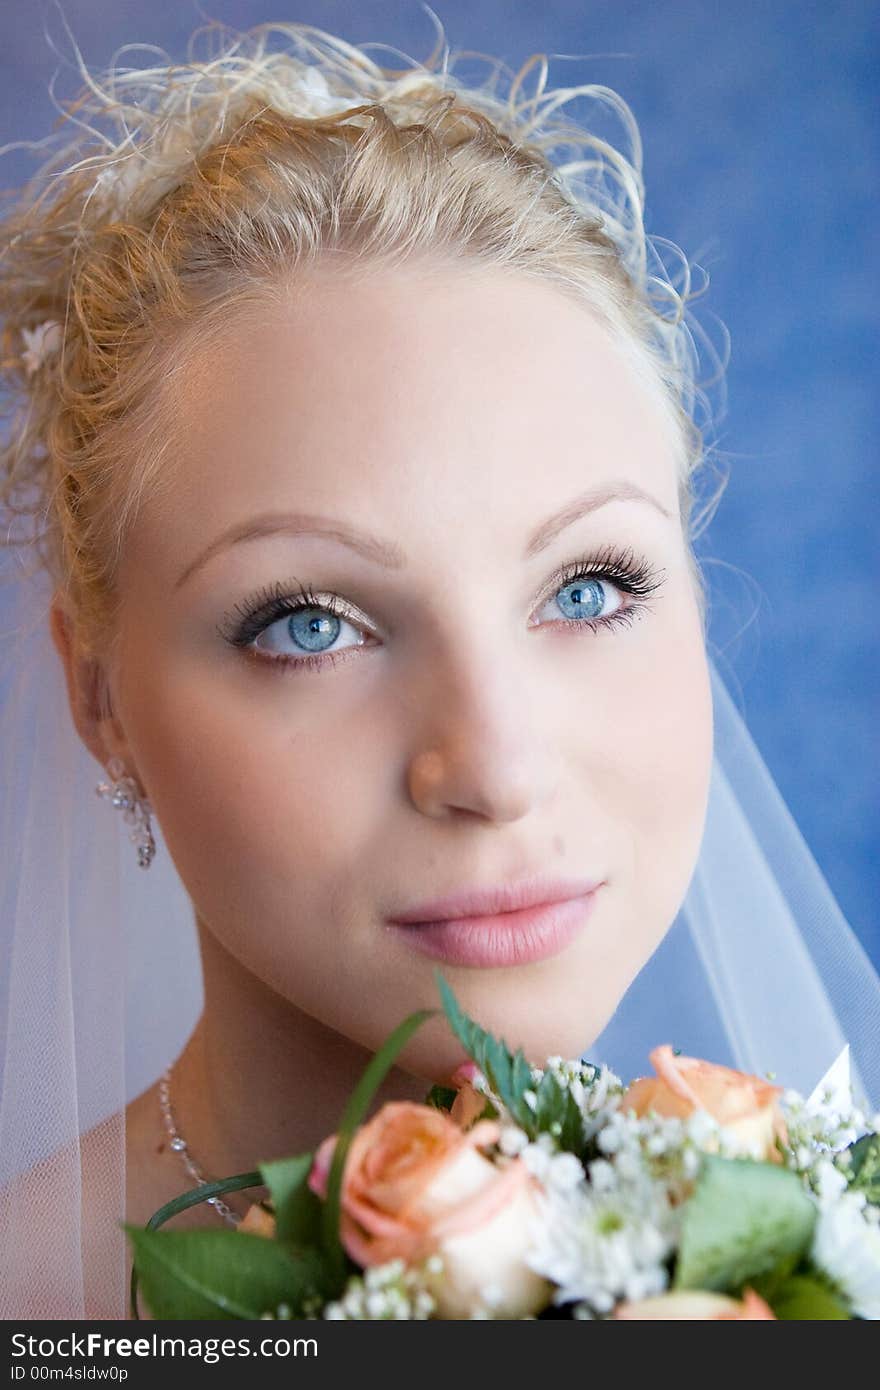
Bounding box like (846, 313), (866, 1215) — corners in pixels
(387, 874), (603, 925)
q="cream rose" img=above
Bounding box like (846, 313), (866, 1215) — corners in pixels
(615, 1287), (776, 1319)
(622, 1045), (787, 1161)
(307, 1100), (553, 1318)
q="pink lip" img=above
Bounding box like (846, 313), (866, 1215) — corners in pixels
(386, 883), (603, 968)
(387, 874), (603, 925)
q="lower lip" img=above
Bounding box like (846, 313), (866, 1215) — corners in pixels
(386, 891), (600, 967)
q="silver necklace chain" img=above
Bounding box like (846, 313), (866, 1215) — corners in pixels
(158, 1065), (241, 1227)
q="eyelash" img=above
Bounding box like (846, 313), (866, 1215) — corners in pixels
(216, 542), (665, 675)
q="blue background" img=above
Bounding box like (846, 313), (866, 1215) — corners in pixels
(2, 1), (877, 967)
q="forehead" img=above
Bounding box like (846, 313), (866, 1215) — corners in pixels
(135, 262), (681, 582)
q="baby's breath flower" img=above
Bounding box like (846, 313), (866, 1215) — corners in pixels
(685, 1109), (722, 1149)
(498, 1122), (530, 1156)
(778, 1083), (873, 1202)
(587, 1158), (616, 1193)
(593, 1106), (711, 1208)
(529, 1057), (625, 1145)
(519, 1130), (588, 1194)
(321, 1256), (438, 1320)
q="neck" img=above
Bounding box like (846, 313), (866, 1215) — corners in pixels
(167, 917), (430, 1201)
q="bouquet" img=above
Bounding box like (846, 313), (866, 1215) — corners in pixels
(125, 970), (880, 1320)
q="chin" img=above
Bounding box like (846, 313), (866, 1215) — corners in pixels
(389, 984), (606, 1088)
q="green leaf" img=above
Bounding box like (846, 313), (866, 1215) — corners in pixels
(127, 1168), (267, 1319)
(123, 1225), (333, 1321)
(531, 1068), (564, 1132)
(259, 1154), (323, 1248)
(511, 1047), (534, 1107)
(423, 1084), (458, 1112)
(435, 970), (534, 1128)
(770, 1275), (851, 1320)
(747, 1250), (802, 1305)
(846, 1131), (880, 1206)
(434, 970), (585, 1151)
(321, 1002), (438, 1284)
(674, 1156), (817, 1294)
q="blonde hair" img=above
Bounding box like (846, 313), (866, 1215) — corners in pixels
(0, 15), (726, 661)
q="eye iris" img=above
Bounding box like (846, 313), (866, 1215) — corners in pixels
(557, 578), (605, 621)
(288, 607), (341, 652)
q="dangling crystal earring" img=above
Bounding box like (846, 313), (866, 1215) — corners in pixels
(95, 754), (157, 869)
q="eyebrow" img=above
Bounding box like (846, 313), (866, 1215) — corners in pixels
(174, 481), (674, 590)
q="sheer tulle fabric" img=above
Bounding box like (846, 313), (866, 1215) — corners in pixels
(1, 555), (878, 1319)
(0, 560), (200, 1319)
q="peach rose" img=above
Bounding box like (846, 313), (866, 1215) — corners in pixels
(238, 1201), (276, 1238)
(615, 1287), (776, 1319)
(622, 1045), (787, 1161)
(448, 1060), (490, 1130)
(308, 1100), (553, 1318)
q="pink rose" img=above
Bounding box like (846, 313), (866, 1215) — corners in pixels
(308, 1100), (553, 1318)
(622, 1045), (787, 1161)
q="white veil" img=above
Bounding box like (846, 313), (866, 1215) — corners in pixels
(1, 531), (878, 1320)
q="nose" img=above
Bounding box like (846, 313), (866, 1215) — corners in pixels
(404, 651), (556, 822)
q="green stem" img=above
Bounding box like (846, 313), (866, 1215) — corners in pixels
(126, 1168), (264, 1320)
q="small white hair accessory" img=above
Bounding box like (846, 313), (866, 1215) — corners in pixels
(299, 65), (360, 117)
(20, 320), (62, 376)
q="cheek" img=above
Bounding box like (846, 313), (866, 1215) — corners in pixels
(119, 660), (379, 956)
(620, 605), (713, 932)
(567, 600), (713, 1042)
(633, 632), (711, 824)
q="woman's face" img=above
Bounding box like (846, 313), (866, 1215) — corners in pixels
(114, 260), (713, 1081)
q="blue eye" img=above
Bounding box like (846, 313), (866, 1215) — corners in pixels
(218, 545), (664, 675)
(547, 576), (622, 623)
(255, 601), (367, 664)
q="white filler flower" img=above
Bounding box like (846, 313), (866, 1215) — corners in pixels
(524, 1178), (673, 1314)
(811, 1190), (880, 1319)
